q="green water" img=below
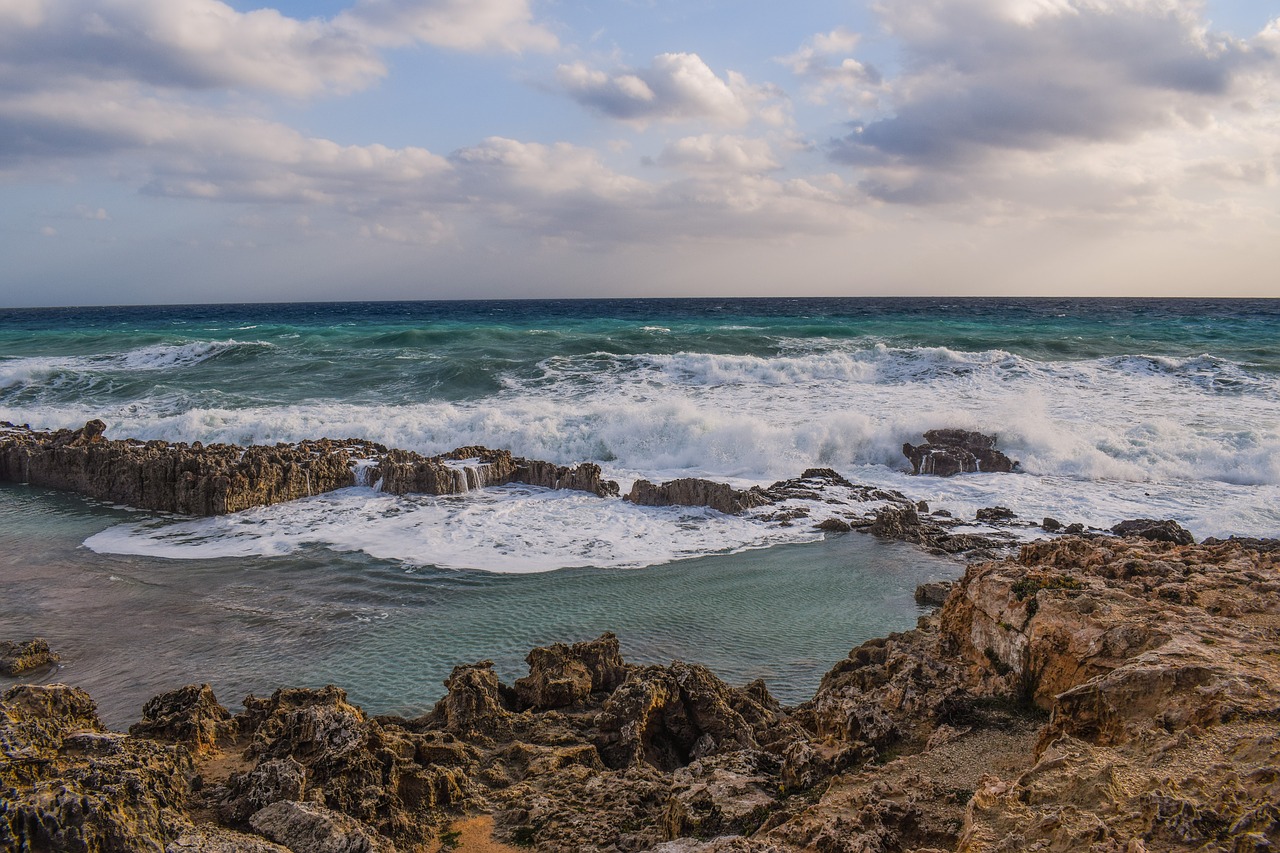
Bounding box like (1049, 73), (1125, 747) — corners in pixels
(0, 483), (956, 728)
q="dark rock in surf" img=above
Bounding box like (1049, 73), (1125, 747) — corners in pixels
(976, 506), (1016, 522)
(1110, 518), (1195, 545)
(515, 458), (620, 498)
(902, 429), (1017, 476)
(625, 477), (771, 514)
(0, 421), (622, 516)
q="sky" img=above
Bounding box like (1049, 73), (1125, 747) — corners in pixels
(1, 0), (1279, 306)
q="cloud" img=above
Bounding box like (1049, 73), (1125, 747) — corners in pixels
(821, 0), (1280, 213)
(656, 135), (781, 174)
(0, 0), (554, 100)
(338, 0), (557, 53)
(557, 53), (786, 127)
(779, 27), (882, 106)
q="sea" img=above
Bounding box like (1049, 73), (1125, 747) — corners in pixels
(1, 297), (1277, 726)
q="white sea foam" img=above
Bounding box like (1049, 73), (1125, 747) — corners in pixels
(84, 486), (821, 573)
(0, 340), (267, 394)
(11, 342), (1280, 553)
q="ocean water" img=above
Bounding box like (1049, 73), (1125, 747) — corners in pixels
(2, 297), (1278, 724)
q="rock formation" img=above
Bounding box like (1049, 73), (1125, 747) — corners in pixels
(5, 537), (1277, 851)
(626, 477), (772, 514)
(902, 429), (1018, 476)
(0, 421), (619, 515)
(0, 638), (60, 676)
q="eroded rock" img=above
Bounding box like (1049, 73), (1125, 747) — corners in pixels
(0, 638), (60, 676)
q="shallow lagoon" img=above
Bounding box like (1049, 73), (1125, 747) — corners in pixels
(0, 482), (957, 728)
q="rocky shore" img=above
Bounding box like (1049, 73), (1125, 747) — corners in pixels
(0, 421), (619, 515)
(5, 532), (1277, 852)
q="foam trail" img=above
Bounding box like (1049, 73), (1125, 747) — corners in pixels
(84, 486), (821, 573)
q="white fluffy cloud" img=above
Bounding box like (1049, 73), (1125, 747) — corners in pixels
(820, 0), (1280, 215)
(0, 0), (554, 99)
(337, 0), (556, 53)
(779, 27), (881, 106)
(657, 135), (781, 174)
(557, 53), (787, 127)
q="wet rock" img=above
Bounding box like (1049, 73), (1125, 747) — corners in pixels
(249, 800), (395, 853)
(975, 506), (1015, 522)
(1110, 518), (1195, 545)
(1042, 517), (1063, 532)
(0, 422), (623, 515)
(130, 683), (236, 755)
(626, 478), (772, 514)
(515, 459), (620, 498)
(902, 429), (1018, 476)
(814, 517), (852, 532)
(0, 637), (60, 676)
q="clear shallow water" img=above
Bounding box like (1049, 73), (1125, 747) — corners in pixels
(0, 484), (953, 728)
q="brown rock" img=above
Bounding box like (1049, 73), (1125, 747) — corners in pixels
(249, 800), (395, 853)
(1110, 517), (1195, 545)
(130, 683), (236, 755)
(626, 478), (771, 514)
(514, 632), (632, 711)
(0, 637), (60, 676)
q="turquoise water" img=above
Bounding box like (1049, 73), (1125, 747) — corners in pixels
(1, 297), (1278, 725)
(0, 482), (952, 728)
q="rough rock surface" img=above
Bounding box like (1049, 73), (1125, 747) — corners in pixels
(1110, 517), (1196, 545)
(0, 638), (60, 676)
(5, 536), (1278, 852)
(902, 429), (1018, 476)
(130, 683), (236, 755)
(626, 477), (773, 514)
(0, 422), (620, 515)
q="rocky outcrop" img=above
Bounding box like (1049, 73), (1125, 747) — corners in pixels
(0, 684), (197, 852)
(1110, 517), (1195, 545)
(514, 632), (632, 711)
(868, 504), (1008, 555)
(516, 459), (621, 498)
(626, 477), (772, 514)
(0, 422), (622, 516)
(0, 638), (60, 676)
(130, 683), (236, 755)
(6, 537), (1278, 852)
(902, 429), (1018, 476)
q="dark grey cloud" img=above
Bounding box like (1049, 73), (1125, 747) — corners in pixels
(830, 0), (1276, 180)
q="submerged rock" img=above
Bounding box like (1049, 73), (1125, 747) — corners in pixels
(902, 428), (1018, 476)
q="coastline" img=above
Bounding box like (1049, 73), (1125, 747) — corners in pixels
(5, 532), (1277, 851)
